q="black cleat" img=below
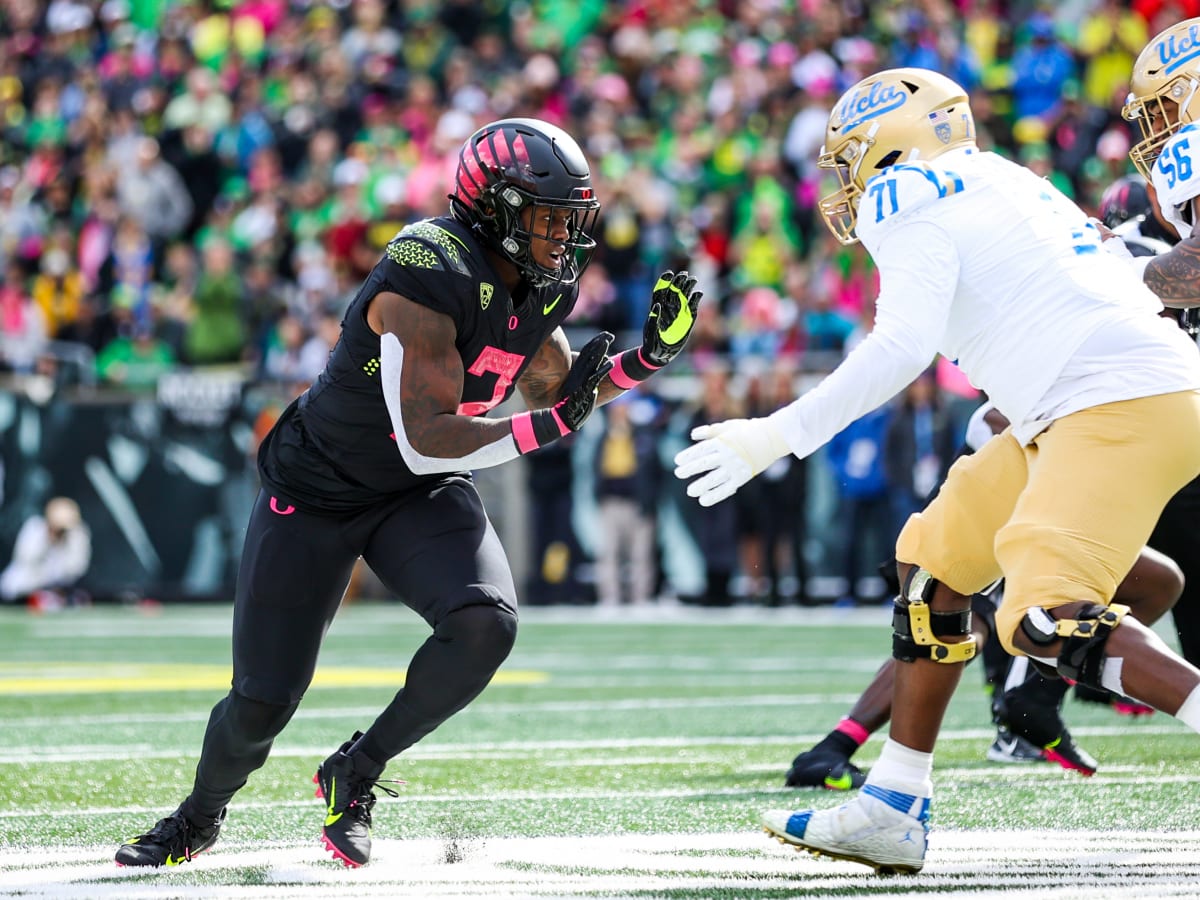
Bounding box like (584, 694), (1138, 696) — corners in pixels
(1003, 680), (1098, 776)
(314, 732), (400, 867)
(1075, 682), (1154, 717)
(115, 803), (225, 867)
(1038, 729), (1099, 776)
(784, 748), (866, 791)
(985, 727), (1044, 764)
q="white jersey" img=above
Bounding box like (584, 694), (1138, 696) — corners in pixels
(771, 147), (1200, 455)
(1150, 123), (1200, 239)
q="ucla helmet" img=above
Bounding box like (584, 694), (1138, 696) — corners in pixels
(818, 68), (976, 244)
(1123, 19), (1200, 180)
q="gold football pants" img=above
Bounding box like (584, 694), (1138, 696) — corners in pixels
(895, 390), (1200, 656)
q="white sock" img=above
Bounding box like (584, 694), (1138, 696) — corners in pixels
(864, 737), (933, 799)
(1176, 684), (1200, 732)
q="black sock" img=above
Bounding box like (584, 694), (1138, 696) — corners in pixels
(349, 732), (389, 770)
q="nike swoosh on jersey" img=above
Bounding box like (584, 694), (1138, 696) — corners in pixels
(543, 293), (563, 315)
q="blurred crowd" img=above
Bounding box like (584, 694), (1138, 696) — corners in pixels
(0, 0), (1174, 387)
(0, 0), (1177, 603)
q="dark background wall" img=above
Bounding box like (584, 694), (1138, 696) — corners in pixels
(0, 374), (256, 602)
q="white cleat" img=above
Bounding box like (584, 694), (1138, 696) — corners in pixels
(762, 785), (929, 875)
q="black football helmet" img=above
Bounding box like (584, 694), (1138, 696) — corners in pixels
(1098, 174), (1153, 229)
(449, 118), (601, 287)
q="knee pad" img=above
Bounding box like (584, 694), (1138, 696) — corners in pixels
(226, 691), (299, 743)
(1019, 603), (1129, 688)
(892, 567), (977, 664)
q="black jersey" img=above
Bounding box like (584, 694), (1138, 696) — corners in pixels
(259, 216), (580, 512)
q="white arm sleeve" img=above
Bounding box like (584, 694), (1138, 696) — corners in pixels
(379, 332), (521, 474)
(768, 220), (956, 459)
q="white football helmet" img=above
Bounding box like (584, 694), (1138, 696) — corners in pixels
(1123, 18), (1200, 180)
(817, 68), (976, 244)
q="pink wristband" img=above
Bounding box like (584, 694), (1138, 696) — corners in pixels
(511, 411), (540, 454)
(609, 348), (661, 390)
(834, 717), (870, 747)
(548, 405), (569, 437)
(511, 406), (571, 455)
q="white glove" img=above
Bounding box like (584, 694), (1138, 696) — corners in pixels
(673, 417), (791, 507)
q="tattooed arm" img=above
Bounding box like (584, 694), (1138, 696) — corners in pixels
(368, 295), (611, 472)
(518, 327), (629, 409)
(1145, 239), (1200, 307)
(369, 291), (521, 461)
(1145, 200), (1200, 307)
(517, 328), (572, 409)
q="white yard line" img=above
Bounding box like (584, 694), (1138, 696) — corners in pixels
(21, 605), (898, 641)
(0, 693), (868, 729)
(0, 722), (1191, 766)
(3, 754), (1197, 823)
(2, 831), (1199, 899)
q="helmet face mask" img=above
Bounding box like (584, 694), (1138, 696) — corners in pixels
(450, 118), (601, 287)
(1123, 19), (1200, 179)
(817, 134), (880, 244)
(817, 68), (975, 244)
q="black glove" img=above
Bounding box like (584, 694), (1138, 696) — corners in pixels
(642, 270), (702, 367)
(515, 332), (614, 454)
(555, 331), (614, 430)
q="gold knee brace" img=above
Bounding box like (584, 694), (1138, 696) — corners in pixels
(892, 568), (978, 664)
(1020, 603), (1129, 686)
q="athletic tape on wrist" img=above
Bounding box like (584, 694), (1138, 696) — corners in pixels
(511, 407), (570, 454)
(609, 348), (661, 389)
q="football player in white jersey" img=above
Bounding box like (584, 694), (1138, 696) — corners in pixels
(1124, 17), (1200, 303)
(675, 68), (1200, 874)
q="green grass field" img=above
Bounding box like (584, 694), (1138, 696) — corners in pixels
(2, 602), (1199, 899)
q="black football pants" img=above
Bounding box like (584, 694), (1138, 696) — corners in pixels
(187, 476), (518, 820)
(1149, 475), (1200, 667)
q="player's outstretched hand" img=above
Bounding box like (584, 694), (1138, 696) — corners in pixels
(642, 271), (703, 367)
(674, 417), (790, 507)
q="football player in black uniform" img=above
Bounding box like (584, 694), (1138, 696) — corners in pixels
(115, 118), (703, 869)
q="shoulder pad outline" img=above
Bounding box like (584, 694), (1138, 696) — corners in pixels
(386, 222), (475, 276)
